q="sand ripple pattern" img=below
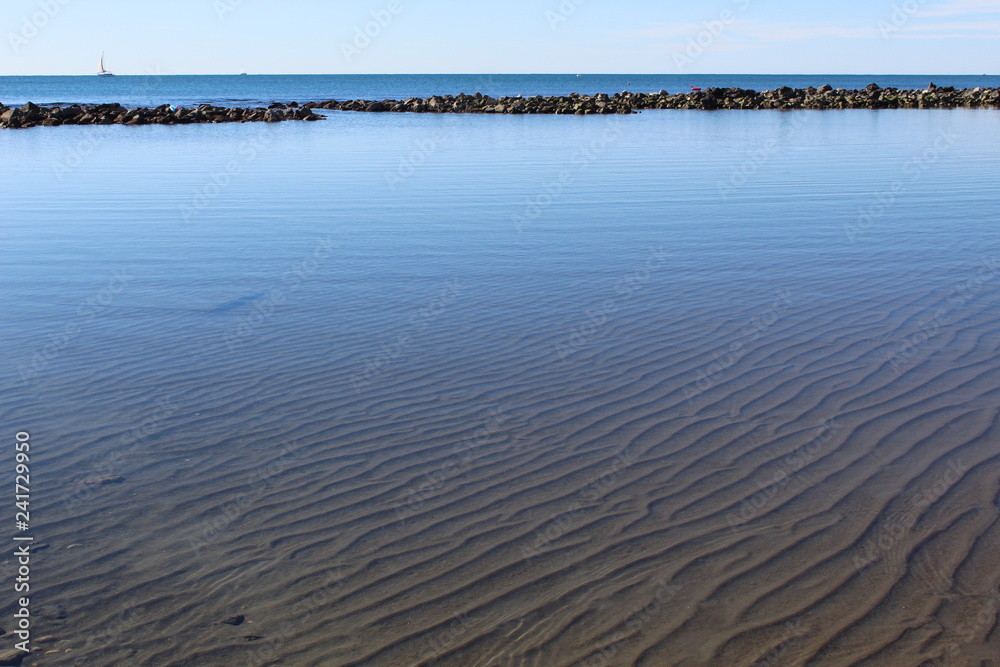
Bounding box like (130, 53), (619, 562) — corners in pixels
(2, 110), (999, 667)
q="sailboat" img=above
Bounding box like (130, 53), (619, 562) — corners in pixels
(97, 52), (114, 77)
(240, 65), (248, 76)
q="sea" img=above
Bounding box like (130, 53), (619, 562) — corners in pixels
(1, 75), (999, 666)
(2, 73), (999, 107)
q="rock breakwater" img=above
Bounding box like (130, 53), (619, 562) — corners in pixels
(3, 84), (997, 129)
(0, 102), (324, 129)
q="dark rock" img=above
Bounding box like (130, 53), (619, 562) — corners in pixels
(243, 635), (264, 641)
(53, 105), (82, 120)
(222, 615), (246, 626)
(0, 109), (21, 127)
(21, 101), (41, 120)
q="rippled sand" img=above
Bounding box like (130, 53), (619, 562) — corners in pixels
(2, 109), (999, 666)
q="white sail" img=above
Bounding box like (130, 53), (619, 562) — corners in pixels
(98, 52), (113, 76)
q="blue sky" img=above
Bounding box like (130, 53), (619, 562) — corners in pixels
(2, 0), (998, 75)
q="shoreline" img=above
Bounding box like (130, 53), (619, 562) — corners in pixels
(2, 84), (999, 129)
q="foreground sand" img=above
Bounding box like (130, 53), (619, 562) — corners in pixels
(16, 261), (1000, 666)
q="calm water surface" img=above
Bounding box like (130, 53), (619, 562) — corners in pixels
(1, 92), (998, 665)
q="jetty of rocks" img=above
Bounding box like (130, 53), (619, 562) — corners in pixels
(310, 84), (999, 113)
(2, 85), (997, 129)
(0, 101), (323, 129)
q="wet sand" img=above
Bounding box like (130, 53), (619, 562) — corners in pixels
(15, 254), (1000, 665)
(3, 109), (999, 666)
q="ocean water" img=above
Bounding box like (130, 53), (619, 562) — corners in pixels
(1, 78), (999, 666)
(2, 73), (999, 108)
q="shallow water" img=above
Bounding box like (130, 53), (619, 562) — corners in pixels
(1, 101), (999, 665)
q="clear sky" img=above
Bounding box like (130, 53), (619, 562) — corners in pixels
(2, 0), (998, 76)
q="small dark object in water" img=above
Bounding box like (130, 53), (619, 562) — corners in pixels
(38, 605), (68, 621)
(82, 475), (124, 486)
(222, 615), (246, 626)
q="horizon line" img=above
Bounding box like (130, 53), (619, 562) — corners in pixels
(2, 72), (998, 77)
